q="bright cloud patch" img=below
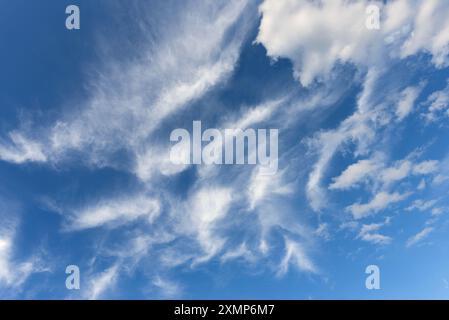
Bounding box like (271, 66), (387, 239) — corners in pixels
(257, 0), (449, 86)
(0, 0), (449, 299)
(68, 195), (161, 231)
(347, 191), (410, 220)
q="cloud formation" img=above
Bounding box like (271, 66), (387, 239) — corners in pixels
(257, 0), (449, 87)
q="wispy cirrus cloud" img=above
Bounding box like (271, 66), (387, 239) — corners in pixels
(0, 231), (35, 289)
(66, 194), (160, 231)
(0, 208), (44, 296)
(84, 264), (120, 300)
(1, 0), (449, 299)
(0, 132), (46, 164)
(406, 227), (434, 248)
(277, 237), (317, 276)
(0, 0), (255, 173)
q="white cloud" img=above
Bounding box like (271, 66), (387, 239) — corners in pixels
(431, 207), (445, 216)
(413, 160), (439, 175)
(0, 132), (47, 164)
(400, 1), (449, 68)
(247, 166), (292, 210)
(306, 128), (348, 211)
(257, 0), (449, 87)
(423, 80), (449, 121)
(329, 159), (381, 190)
(314, 223), (331, 241)
(339, 221), (359, 232)
(0, 221), (41, 291)
(395, 85), (423, 121)
(184, 187), (233, 264)
(380, 159), (438, 185)
(134, 147), (190, 183)
(359, 232), (392, 245)
(417, 179), (426, 190)
(347, 191), (410, 219)
(305, 68), (381, 211)
(406, 199), (438, 212)
(84, 264), (120, 300)
(3, 0), (447, 293)
(0, 233), (34, 289)
(256, 0), (381, 86)
(380, 160), (412, 185)
(68, 195), (160, 231)
(358, 222), (392, 245)
(331, 156), (439, 192)
(256, 0), (446, 218)
(220, 243), (255, 263)
(1, 0), (253, 180)
(406, 227), (434, 248)
(433, 174), (449, 185)
(153, 276), (182, 298)
(277, 237), (316, 276)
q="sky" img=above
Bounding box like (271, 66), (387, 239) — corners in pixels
(1, 0), (449, 299)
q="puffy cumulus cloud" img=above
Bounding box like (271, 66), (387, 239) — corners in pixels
(256, 0), (381, 86)
(347, 191), (410, 220)
(257, 0), (449, 86)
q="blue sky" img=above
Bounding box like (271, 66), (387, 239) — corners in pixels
(1, 0), (449, 299)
